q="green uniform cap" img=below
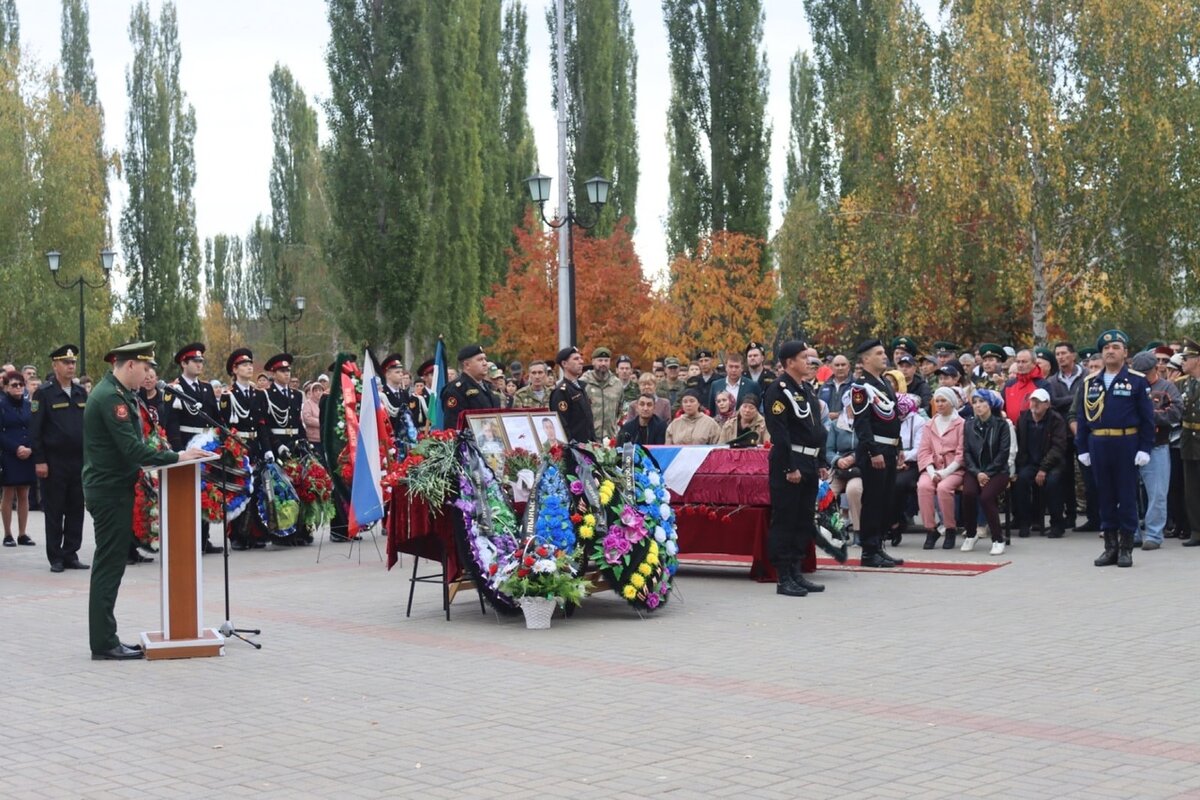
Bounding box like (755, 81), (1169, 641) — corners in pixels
(890, 336), (919, 356)
(932, 340), (957, 355)
(1033, 347), (1054, 363)
(104, 341), (157, 364)
(978, 343), (1005, 359)
(1096, 329), (1130, 352)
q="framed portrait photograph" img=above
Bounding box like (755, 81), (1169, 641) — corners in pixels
(530, 413), (566, 451)
(501, 414), (539, 453)
(468, 415), (508, 474)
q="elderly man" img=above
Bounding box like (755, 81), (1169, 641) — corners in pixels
(1013, 388), (1069, 538)
(818, 353), (854, 423)
(665, 390), (721, 445)
(1003, 349), (1049, 422)
(1130, 350), (1182, 550)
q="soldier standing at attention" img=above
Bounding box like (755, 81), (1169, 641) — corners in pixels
(261, 353), (309, 544)
(219, 348), (269, 549)
(550, 347), (595, 444)
(1076, 330), (1156, 567)
(29, 345), (89, 573)
(441, 344), (499, 429)
(162, 342), (223, 554)
(84, 342), (209, 660)
(851, 339), (906, 569)
(762, 340), (829, 597)
(1174, 339), (1200, 547)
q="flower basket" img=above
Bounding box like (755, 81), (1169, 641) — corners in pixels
(519, 596), (557, 629)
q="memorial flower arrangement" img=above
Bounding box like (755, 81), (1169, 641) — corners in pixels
(455, 438), (521, 613)
(283, 452), (336, 528)
(396, 429), (461, 510)
(258, 461), (301, 536)
(132, 402), (171, 550)
(501, 448), (540, 485)
(190, 430), (255, 524)
(497, 536), (586, 607)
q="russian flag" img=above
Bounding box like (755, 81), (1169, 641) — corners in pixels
(349, 351), (386, 532)
(428, 337), (447, 431)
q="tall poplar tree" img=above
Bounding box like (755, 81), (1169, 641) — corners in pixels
(120, 1), (201, 346)
(498, 0), (538, 250)
(60, 0), (96, 106)
(476, 1), (508, 295)
(662, 0), (770, 259)
(782, 50), (825, 206)
(550, 0), (639, 235)
(0, 0), (17, 52)
(325, 0), (432, 349)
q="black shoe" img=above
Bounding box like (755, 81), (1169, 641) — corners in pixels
(330, 533), (352, 543)
(120, 641), (144, 652)
(860, 552), (896, 568)
(1183, 537), (1200, 547)
(889, 529), (903, 547)
(50, 561), (65, 573)
(17, 535), (35, 546)
(231, 541), (251, 551)
(202, 542), (223, 554)
(2, 535), (15, 547)
(1047, 526), (1065, 539)
(64, 559), (89, 570)
(1075, 523), (1100, 533)
(923, 532), (939, 550)
(942, 529), (957, 550)
(877, 550), (905, 566)
(1018, 527), (1031, 538)
(1118, 532), (1134, 568)
(793, 574), (825, 593)
(1095, 531), (1119, 566)
(91, 644), (144, 661)
(775, 576), (807, 596)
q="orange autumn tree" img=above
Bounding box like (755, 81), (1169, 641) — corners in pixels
(640, 231), (777, 361)
(482, 209), (651, 364)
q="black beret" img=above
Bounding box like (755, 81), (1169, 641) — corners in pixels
(457, 344), (485, 362)
(555, 346), (580, 365)
(856, 339), (884, 355)
(777, 340), (807, 362)
(745, 341), (766, 355)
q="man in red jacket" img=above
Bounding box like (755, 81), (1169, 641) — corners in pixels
(1003, 349), (1049, 421)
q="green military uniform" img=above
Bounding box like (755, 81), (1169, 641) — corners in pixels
(84, 343), (181, 657)
(581, 368), (624, 440)
(656, 357), (687, 414)
(511, 383), (553, 409)
(1177, 338), (1200, 545)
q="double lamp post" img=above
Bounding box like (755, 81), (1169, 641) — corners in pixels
(263, 295), (305, 352)
(45, 248), (115, 377)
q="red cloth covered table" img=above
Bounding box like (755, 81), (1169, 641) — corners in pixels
(660, 446), (816, 582)
(386, 489), (460, 578)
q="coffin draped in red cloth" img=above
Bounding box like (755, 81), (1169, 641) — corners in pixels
(386, 489), (461, 580)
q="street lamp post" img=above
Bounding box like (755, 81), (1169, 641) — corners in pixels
(45, 248), (115, 377)
(524, 173), (611, 346)
(263, 295), (306, 352)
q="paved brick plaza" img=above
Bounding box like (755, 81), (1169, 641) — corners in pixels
(3, 512), (1200, 800)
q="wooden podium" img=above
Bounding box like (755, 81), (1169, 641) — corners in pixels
(139, 455), (226, 660)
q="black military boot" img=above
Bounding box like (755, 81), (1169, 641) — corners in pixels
(791, 564), (825, 593)
(923, 531), (939, 550)
(1117, 530), (1134, 568)
(1094, 530), (1119, 567)
(774, 565), (807, 596)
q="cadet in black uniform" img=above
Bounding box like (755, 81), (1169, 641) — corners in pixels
(379, 353), (416, 453)
(162, 342), (223, 554)
(261, 353), (308, 543)
(220, 349), (270, 548)
(29, 344), (89, 573)
(851, 339), (905, 568)
(441, 344), (499, 429)
(762, 341), (828, 596)
(549, 346), (595, 443)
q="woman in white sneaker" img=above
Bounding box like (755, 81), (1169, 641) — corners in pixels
(917, 387), (965, 550)
(961, 389), (1011, 555)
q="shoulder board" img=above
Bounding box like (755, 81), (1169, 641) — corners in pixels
(1128, 368), (1145, 377)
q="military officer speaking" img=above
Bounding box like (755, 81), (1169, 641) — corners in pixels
(550, 346), (595, 444)
(162, 342), (222, 554)
(762, 340), (828, 597)
(29, 344), (89, 573)
(441, 344), (499, 429)
(84, 342), (210, 660)
(1075, 329), (1156, 568)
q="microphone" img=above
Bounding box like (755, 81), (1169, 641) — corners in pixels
(156, 379), (168, 394)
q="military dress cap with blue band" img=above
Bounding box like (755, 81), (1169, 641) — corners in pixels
(1097, 329), (1130, 352)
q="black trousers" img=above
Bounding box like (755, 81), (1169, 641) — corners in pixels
(1081, 462), (1100, 527)
(1013, 464), (1065, 527)
(858, 445), (897, 552)
(1060, 440), (1078, 524)
(767, 472), (819, 570)
(892, 464), (919, 528)
(1168, 447), (1188, 534)
(42, 457), (84, 565)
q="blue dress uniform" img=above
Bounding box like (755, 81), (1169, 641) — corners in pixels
(1075, 330), (1155, 567)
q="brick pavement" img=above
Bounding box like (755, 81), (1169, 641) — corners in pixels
(2, 512), (1199, 799)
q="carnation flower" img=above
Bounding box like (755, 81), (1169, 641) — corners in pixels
(648, 472), (660, 487)
(665, 540), (678, 556)
(532, 559), (556, 574)
(645, 592), (661, 609)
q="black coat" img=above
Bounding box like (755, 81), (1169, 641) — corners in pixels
(617, 414), (666, 446)
(0, 394), (35, 486)
(29, 379), (87, 464)
(550, 378), (595, 444)
(964, 414), (1011, 478)
(1015, 408), (1068, 472)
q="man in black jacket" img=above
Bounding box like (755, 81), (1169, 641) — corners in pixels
(1013, 388), (1069, 538)
(618, 394), (666, 446)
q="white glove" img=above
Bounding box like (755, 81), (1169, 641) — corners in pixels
(1134, 451), (1150, 467)
(277, 445), (290, 460)
(1077, 452), (1091, 467)
(264, 451), (275, 464)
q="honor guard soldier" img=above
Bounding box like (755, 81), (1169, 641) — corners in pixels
(1176, 338), (1200, 546)
(162, 342), (222, 554)
(219, 348), (269, 548)
(262, 353), (309, 543)
(83, 342), (210, 660)
(762, 340), (828, 597)
(29, 344), (89, 573)
(379, 353), (417, 453)
(1075, 329), (1156, 567)
(441, 344), (499, 429)
(409, 359), (435, 430)
(851, 339), (905, 568)
(550, 346), (595, 443)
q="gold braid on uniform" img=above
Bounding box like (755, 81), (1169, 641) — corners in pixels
(1082, 375), (1105, 423)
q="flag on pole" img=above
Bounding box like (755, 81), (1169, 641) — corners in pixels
(349, 351), (386, 533)
(428, 337), (447, 431)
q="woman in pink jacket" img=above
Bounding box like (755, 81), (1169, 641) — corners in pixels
(917, 386), (966, 550)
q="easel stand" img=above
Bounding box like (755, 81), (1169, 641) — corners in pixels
(139, 456), (225, 660)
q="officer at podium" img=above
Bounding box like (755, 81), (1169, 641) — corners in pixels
(83, 342), (210, 661)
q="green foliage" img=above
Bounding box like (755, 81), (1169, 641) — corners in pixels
(120, 0), (201, 348)
(549, 0), (639, 235)
(662, 0), (771, 259)
(60, 0), (97, 106)
(498, 0), (538, 265)
(783, 49), (825, 207)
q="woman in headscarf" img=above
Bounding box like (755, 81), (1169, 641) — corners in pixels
(719, 394), (769, 446)
(713, 390), (738, 427)
(961, 388), (1011, 555)
(825, 389), (863, 544)
(888, 392), (927, 546)
(917, 387), (966, 549)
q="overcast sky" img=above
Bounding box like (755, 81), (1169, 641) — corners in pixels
(15, 0), (939, 285)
